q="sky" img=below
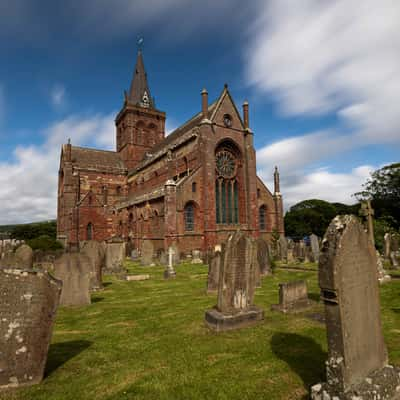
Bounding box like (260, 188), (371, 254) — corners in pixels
(0, 0), (399, 224)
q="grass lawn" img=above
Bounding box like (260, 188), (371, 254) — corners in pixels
(3, 262), (400, 400)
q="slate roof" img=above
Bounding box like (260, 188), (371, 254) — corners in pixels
(69, 145), (127, 174)
(128, 99), (218, 176)
(128, 51), (154, 108)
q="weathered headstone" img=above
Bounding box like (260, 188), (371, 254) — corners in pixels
(376, 250), (391, 283)
(54, 253), (91, 306)
(278, 236), (288, 262)
(359, 199), (375, 246)
(207, 245), (223, 293)
(191, 250), (202, 264)
(271, 280), (313, 313)
(131, 249), (138, 260)
(205, 231), (264, 331)
(310, 234), (320, 262)
(390, 251), (399, 269)
(104, 238), (126, 274)
(0, 268), (61, 389)
(80, 240), (105, 291)
(311, 215), (400, 400)
(125, 274), (150, 281)
(164, 246), (176, 279)
(256, 238), (271, 276)
(0, 244), (33, 269)
(141, 240), (154, 266)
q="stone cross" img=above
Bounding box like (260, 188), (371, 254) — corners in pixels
(311, 215), (400, 399)
(359, 200), (375, 246)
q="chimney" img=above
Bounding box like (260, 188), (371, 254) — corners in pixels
(243, 100), (249, 129)
(201, 88), (208, 119)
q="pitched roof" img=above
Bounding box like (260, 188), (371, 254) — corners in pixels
(68, 145), (127, 174)
(128, 99), (219, 176)
(128, 51), (154, 108)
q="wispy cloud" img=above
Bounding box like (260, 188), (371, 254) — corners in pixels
(50, 84), (66, 109)
(0, 112), (115, 224)
(247, 0), (400, 145)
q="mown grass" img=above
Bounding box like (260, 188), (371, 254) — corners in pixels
(3, 262), (400, 400)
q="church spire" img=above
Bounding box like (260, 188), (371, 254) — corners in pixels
(128, 49), (154, 108)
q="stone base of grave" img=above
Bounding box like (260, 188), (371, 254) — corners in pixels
(271, 299), (315, 314)
(164, 269), (176, 279)
(311, 365), (400, 400)
(125, 274), (150, 281)
(205, 306), (264, 332)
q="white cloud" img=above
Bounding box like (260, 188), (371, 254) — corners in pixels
(50, 84), (66, 108)
(0, 112), (115, 224)
(247, 0), (400, 144)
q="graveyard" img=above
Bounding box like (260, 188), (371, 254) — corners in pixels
(1, 256), (400, 400)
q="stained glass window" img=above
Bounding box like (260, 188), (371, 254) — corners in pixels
(259, 206), (267, 230)
(184, 203), (195, 231)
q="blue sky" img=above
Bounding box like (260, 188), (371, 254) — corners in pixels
(0, 0), (399, 224)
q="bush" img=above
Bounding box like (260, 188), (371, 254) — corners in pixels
(27, 235), (63, 251)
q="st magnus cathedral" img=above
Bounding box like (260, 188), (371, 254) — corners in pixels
(57, 50), (284, 255)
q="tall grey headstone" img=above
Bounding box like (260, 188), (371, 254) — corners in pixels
(256, 238), (271, 276)
(164, 246), (176, 279)
(141, 240), (154, 266)
(310, 234), (320, 262)
(104, 238), (126, 274)
(311, 215), (400, 400)
(0, 268), (61, 389)
(205, 231), (264, 331)
(207, 245), (223, 293)
(80, 240), (105, 291)
(54, 253), (91, 306)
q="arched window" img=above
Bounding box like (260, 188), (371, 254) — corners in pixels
(259, 205), (267, 230)
(87, 223), (93, 240)
(192, 182), (196, 193)
(215, 141), (240, 225)
(184, 202), (195, 231)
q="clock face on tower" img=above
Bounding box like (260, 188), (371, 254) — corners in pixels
(216, 149), (237, 178)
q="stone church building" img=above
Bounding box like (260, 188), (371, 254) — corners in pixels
(57, 51), (284, 256)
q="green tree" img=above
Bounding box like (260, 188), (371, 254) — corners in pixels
(355, 163), (400, 229)
(10, 221), (57, 240)
(284, 199), (359, 238)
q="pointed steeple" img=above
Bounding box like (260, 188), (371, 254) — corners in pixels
(128, 50), (154, 108)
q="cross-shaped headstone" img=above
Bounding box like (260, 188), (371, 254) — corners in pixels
(359, 200), (375, 246)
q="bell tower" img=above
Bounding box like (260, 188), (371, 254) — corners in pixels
(115, 49), (166, 170)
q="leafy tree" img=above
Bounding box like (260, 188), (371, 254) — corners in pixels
(26, 235), (63, 251)
(284, 199), (360, 238)
(10, 221), (57, 240)
(355, 163), (400, 229)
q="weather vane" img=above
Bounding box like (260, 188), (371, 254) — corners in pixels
(137, 36), (144, 51)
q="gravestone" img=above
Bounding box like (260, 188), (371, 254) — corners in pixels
(278, 236), (288, 262)
(191, 250), (203, 264)
(271, 280), (313, 313)
(141, 240), (154, 266)
(0, 268), (61, 389)
(390, 251), (399, 269)
(205, 231), (264, 332)
(104, 238), (126, 274)
(207, 245), (223, 293)
(376, 250), (391, 283)
(310, 234), (320, 262)
(311, 215), (400, 400)
(80, 240), (105, 291)
(359, 200), (375, 246)
(0, 244), (33, 269)
(384, 233), (391, 259)
(256, 238), (271, 276)
(54, 253), (91, 306)
(164, 246), (176, 279)
(131, 249), (138, 260)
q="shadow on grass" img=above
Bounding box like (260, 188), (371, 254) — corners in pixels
(91, 297), (105, 303)
(103, 282), (112, 288)
(271, 332), (326, 395)
(308, 292), (321, 303)
(391, 308), (400, 314)
(45, 340), (92, 377)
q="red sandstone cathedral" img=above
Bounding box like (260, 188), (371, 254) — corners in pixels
(57, 50), (284, 255)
